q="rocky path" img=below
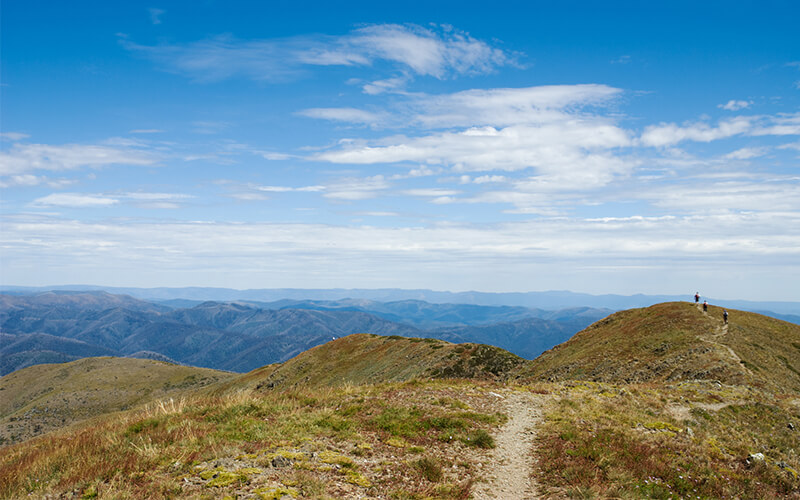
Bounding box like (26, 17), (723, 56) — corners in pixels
(473, 390), (544, 499)
(696, 304), (751, 376)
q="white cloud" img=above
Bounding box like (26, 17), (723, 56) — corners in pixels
(297, 108), (387, 126)
(640, 117), (753, 147)
(261, 152), (293, 160)
(316, 123), (631, 178)
(473, 175), (507, 184)
(718, 100), (752, 111)
(640, 113), (800, 147)
(32, 193), (119, 208)
(362, 76), (408, 95)
(403, 188), (461, 197)
(323, 175), (390, 200)
(643, 179), (800, 213)
(410, 84), (623, 128)
(3, 213), (796, 298)
(29, 191), (191, 209)
(302, 85), (631, 195)
(347, 24), (511, 79)
(750, 112), (800, 136)
(124, 24), (514, 82)
(256, 184), (325, 193)
(723, 147), (768, 160)
(0, 132), (30, 141)
(0, 142), (158, 176)
(0, 174), (76, 189)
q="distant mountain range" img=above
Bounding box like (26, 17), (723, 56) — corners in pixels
(3, 285), (799, 317)
(0, 291), (611, 374)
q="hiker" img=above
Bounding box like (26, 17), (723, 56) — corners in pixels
(695, 292), (700, 303)
(723, 310), (728, 324)
(703, 301), (708, 312)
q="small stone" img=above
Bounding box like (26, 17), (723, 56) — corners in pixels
(777, 461), (788, 469)
(788, 422), (795, 430)
(686, 427), (695, 438)
(746, 453), (766, 467)
(272, 455), (292, 468)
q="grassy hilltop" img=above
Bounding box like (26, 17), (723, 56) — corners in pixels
(522, 302), (800, 392)
(0, 357), (235, 446)
(0, 302), (798, 499)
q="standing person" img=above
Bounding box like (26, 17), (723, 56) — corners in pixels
(703, 301), (708, 312)
(723, 310), (728, 324)
(695, 292), (700, 303)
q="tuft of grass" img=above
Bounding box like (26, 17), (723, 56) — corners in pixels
(463, 429), (495, 448)
(413, 456), (443, 482)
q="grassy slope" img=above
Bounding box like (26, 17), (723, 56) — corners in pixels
(0, 357), (235, 445)
(1, 305), (799, 498)
(520, 302), (800, 392)
(234, 333), (525, 392)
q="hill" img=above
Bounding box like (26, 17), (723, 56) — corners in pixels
(0, 357), (235, 445)
(1, 304), (799, 499)
(520, 301), (800, 392)
(236, 334), (525, 392)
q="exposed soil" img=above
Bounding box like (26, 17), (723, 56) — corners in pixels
(473, 390), (545, 499)
(696, 303), (751, 376)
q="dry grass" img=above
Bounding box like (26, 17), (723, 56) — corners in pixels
(534, 380), (800, 499)
(0, 357), (234, 446)
(0, 379), (508, 499)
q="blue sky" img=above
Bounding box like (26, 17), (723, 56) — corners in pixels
(1, 1), (799, 300)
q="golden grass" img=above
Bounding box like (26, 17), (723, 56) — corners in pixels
(0, 379), (507, 499)
(534, 380), (800, 499)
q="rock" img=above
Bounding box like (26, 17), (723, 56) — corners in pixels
(746, 453), (766, 466)
(777, 461), (788, 469)
(686, 427), (694, 438)
(271, 456), (292, 468)
(788, 422), (795, 430)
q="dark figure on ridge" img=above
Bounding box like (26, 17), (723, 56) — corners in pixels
(703, 300), (708, 312)
(723, 310), (728, 324)
(695, 292), (700, 303)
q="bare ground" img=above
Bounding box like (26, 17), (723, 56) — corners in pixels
(472, 390), (546, 499)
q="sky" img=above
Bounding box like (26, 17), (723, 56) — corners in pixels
(1, 1), (799, 301)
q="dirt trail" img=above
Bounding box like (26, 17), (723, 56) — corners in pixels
(696, 304), (750, 375)
(473, 390), (545, 499)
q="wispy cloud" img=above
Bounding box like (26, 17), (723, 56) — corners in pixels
(641, 113), (800, 147)
(4, 212), (797, 293)
(0, 174), (75, 189)
(30, 191), (191, 209)
(724, 147), (768, 160)
(0, 142), (158, 176)
(309, 84), (631, 189)
(129, 129), (164, 134)
(297, 108), (388, 126)
(0, 132), (30, 141)
(148, 8), (164, 25)
(32, 193), (119, 208)
(323, 175), (390, 200)
(718, 99), (752, 111)
(255, 184), (325, 193)
(640, 117), (754, 147)
(123, 24), (515, 83)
